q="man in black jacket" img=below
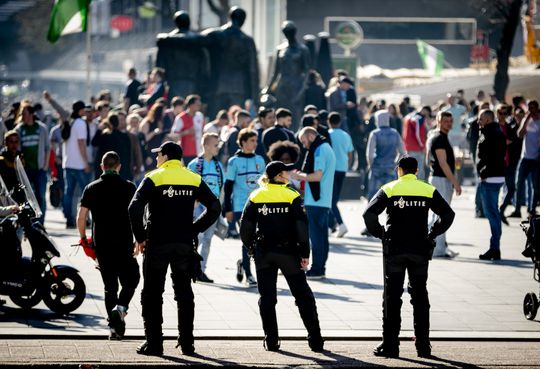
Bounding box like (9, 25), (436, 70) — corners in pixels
(129, 141), (221, 356)
(363, 156), (454, 358)
(477, 109), (507, 260)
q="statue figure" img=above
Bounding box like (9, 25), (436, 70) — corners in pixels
(202, 6), (260, 117)
(156, 11), (209, 98)
(263, 21), (311, 131)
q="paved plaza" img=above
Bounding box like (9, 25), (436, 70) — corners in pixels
(0, 185), (538, 342)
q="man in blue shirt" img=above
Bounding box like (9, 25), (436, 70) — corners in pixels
(188, 133), (224, 283)
(292, 127), (336, 278)
(223, 128), (266, 286)
(328, 112), (354, 238)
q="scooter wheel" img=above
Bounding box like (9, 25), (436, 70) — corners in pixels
(10, 288), (42, 310)
(523, 292), (538, 320)
(42, 268), (86, 315)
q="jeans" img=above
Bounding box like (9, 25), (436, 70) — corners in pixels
(25, 168), (47, 224)
(500, 161), (519, 213)
(306, 206), (329, 275)
(429, 176), (453, 256)
(367, 167), (397, 201)
(408, 151), (426, 181)
(234, 211), (252, 277)
(330, 171), (346, 226)
(63, 168), (91, 224)
(478, 181), (503, 250)
(515, 158), (539, 213)
(194, 204), (218, 273)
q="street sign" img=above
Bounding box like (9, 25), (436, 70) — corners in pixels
(110, 15), (134, 33)
(335, 21), (364, 53)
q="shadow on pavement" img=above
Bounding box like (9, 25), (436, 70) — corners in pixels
(397, 354), (483, 369)
(0, 306), (102, 330)
(325, 277), (383, 290)
(278, 348), (384, 368)
(456, 256), (533, 269)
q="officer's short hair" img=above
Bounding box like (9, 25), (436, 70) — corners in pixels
(398, 156), (418, 175)
(102, 151), (120, 170)
(237, 128), (257, 147)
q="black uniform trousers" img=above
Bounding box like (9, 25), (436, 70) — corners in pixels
(97, 250), (140, 324)
(255, 250), (322, 342)
(141, 242), (194, 346)
(382, 253), (430, 347)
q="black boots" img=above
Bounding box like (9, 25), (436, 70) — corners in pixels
(479, 249), (501, 260)
(373, 341), (399, 358)
(136, 340), (163, 356)
(308, 334), (325, 352)
(263, 335), (280, 351)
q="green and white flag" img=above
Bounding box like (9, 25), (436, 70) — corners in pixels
(416, 40), (444, 76)
(47, 0), (91, 43)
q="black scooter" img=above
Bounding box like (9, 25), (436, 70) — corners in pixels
(0, 158), (86, 315)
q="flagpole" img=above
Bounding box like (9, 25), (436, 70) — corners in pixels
(86, 5), (92, 103)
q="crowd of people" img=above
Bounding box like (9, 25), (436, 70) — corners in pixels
(1, 65), (540, 356)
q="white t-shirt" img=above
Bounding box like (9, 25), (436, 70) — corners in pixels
(62, 118), (88, 170)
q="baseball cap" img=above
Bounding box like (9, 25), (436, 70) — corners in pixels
(265, 161), (295, 179)
(151, 141), (183, 160)
(339, 76), (354, 85)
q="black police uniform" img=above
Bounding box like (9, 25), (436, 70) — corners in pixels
(80, 171), (140, 323)
(128, 159), (220, 354)
(363, 173), (455, 357)
(240, 182), (323, 351)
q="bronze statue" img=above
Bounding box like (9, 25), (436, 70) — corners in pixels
(156, 11), (209, 98)
(202, 6), (260, 117)
(263, 21), (311, 131)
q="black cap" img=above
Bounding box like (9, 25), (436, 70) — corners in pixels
(397, 156), (418, 173)
(265, 161), (295, 179)
(72, 100), (85, 113)
(339, 76), (354, 85)
(151, 141), (183, 160)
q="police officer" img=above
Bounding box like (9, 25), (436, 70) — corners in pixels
(129, 141), (220, 356)
(77, 151), (140, 340)
(240, 161), (324, 352)
(363, 156), (454, 358)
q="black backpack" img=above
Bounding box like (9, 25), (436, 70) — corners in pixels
(61, 119), (72, 141)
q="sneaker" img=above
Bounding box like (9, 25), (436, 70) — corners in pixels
(336, 223), (348, 238)
(110, 305), (127, 338)
(246, 275), (257, 287)
(373, 342), (399, 358)
(479, 249), (501, 261)
(501, 214), (509, 226)
(136, 341), (163, 356)
(305, 270), (325, 280)
(236, 259), (244, 282)
(196, 272), (214, 283)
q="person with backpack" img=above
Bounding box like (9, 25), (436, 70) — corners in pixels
(187, 133), (224, 283)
